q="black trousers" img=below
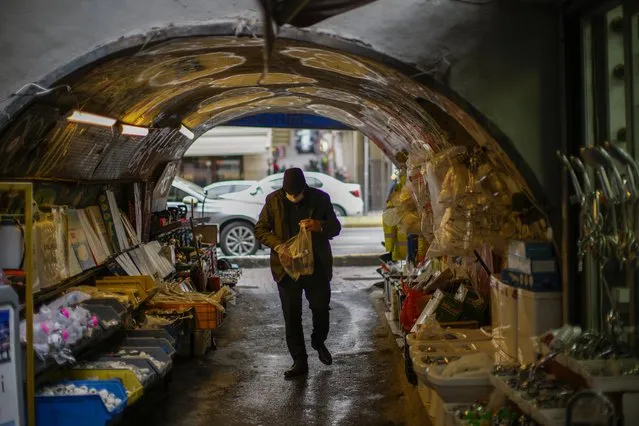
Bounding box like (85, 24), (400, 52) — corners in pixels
(277, 272), (331, 362)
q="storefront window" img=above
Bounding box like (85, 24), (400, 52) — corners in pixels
(179, 156), (243, 187)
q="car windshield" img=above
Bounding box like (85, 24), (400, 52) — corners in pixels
(174, 177), (206, 200)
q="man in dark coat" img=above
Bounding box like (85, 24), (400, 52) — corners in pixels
(255, 168), (342, 379)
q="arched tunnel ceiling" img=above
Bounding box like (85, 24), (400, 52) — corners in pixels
(0, 36), (535, 202)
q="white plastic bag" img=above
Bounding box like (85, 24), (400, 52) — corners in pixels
(277, 228), (314, 281)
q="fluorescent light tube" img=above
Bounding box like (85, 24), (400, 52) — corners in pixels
(179, 124), (195, 140)
(121, 124), (149, 137)
(67, 110), (116, 127)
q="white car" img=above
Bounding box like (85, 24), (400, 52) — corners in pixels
(203, 180), (257, 198)
(223, 172), (364, 217)
(168, 177), (264, 256)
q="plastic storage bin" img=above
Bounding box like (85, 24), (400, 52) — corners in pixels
(46, 369), (143, 405)
(517, 288), (562, 364)
(406, 328), (491, 348)
(126, 329), (176, 347)
(82, 299), (127, 320)
(36, 379), (127, 426)
(116, 346), (173, 377)
(409, 342), (479, 363)
(493, 280), (518, 361)
(147, 302), (221, 329)
(122, 337), (176, 357)
(97, 357), (159, 388)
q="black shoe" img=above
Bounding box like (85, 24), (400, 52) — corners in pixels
(312, 343), (332, 365)
(284, 361), (308, 379)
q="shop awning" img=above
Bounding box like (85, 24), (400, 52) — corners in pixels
(184, 127), (272, 157)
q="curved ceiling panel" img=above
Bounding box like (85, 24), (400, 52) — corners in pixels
(0, 36), (536, 205)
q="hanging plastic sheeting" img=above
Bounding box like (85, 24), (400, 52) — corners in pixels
(406, 150), (434, 243)
(383, 171), (407, 261)
(425, 147), (523, 258)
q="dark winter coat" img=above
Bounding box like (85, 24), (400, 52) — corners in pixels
(255, 187), (342, 283)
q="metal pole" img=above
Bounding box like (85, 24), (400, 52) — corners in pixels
(24, 183), (34, 426)
(363, 135), (370, 215)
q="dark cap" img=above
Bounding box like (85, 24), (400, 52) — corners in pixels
(282, 168), (306, 195)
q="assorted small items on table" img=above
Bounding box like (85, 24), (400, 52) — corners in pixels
(377, 234), (639, 425)
(5, 196), (241, 426)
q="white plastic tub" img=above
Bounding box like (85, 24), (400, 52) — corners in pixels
(517, 288), (562, 364)
(409, 341), (479, 363)
(428, 365), (493, 426)
(407, 327), (492, 348)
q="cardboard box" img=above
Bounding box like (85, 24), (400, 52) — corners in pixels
(194, 224), (218, 245)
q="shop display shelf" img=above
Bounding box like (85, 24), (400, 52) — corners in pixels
(126, 328), (176, 347)
(489, 375), (565, 426)
(96, 356), (159, 388)
(147, 301), (222, 330)
(116, 346), (173, 378)
(122, 337), (176, 358)
(540, 343), (639, 392)
(45, 369), (144, 406)
(407, 327), (492, 347)
(29, 244), (150, 312)
(32, 322), (121, 377)
(409, 341), (479, 362)
(427, 365), (493, 400)
(31, 266), (108, 309)
(35, 379), (127, 426)
(83, 304), (122, 330)
(82, 298), (128, 320)
(577, 358), (639, 392)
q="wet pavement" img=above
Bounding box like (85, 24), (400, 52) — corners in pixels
(129, 267), (407, 426)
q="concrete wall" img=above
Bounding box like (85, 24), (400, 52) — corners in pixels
(0, 0), (562, 211)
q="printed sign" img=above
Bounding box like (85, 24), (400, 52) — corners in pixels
(0, 306), (20, 426)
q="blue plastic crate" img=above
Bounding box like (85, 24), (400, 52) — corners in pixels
(36, 379), (127, 426)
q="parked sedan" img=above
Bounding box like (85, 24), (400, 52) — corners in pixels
(223, 171), (364, 216)
(203, 180), (256, 198)
(168, 177), (262, 256)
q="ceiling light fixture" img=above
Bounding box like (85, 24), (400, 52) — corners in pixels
(67, 110), (117, 127)
(121, 124), (149, 137)
(179, 124), (195, 140)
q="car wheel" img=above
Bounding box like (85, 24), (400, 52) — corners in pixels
(333, 205), (347, 217)
(221, 222), (258, 256)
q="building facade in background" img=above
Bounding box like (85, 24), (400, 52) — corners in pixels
(180, 126), (274, 187)
(179, 126), (391, 213)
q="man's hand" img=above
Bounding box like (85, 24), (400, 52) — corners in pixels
(300, 219), (322, 232)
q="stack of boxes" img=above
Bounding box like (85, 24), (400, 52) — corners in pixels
(495, 241), (563, 364)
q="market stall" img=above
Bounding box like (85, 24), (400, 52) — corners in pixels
(378, 147), (639, 425)
(0, 179), (240, 426)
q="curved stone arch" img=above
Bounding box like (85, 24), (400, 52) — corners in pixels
(0, 21), (545, 206)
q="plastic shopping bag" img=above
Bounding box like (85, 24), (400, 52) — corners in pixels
(400, 287), (430, 333)
(277, 228), (314, 281)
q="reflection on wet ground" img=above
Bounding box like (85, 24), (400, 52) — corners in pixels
(125, 268), (406, 426)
